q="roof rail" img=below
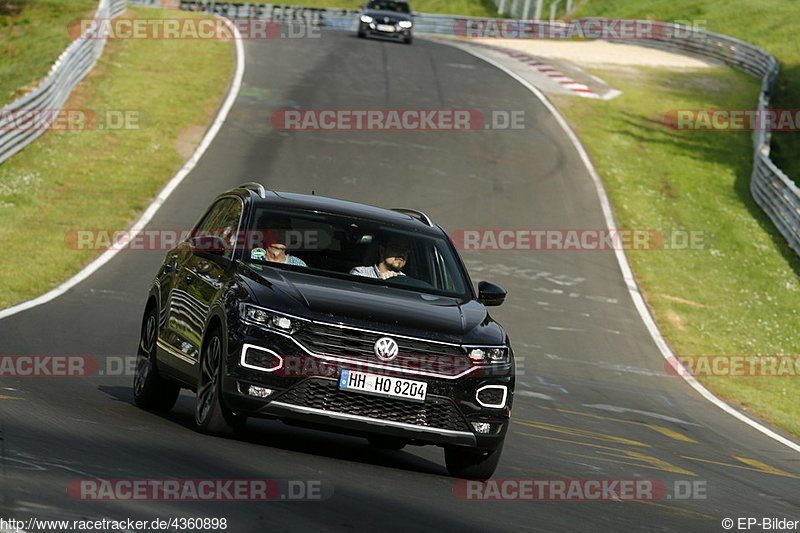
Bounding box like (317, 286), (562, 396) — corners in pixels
(239, 182), (266, 198)
(391, 208), (434, 227)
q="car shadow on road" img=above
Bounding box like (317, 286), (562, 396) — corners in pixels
(99, 385), (449, 478)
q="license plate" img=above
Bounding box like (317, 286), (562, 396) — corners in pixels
(376, 24), (396, 32)
(339, 369), (427, 402)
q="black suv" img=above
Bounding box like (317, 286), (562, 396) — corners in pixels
(357, 0), (414, 44)
(134, 184), (514, 478)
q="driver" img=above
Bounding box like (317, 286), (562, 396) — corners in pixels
(350, 237), (410, 280)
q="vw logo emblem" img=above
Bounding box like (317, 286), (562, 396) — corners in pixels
(374, 337), (399, 361)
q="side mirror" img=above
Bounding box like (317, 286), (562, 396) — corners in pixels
(358, 3), (365, 8)
(411, 10), (420, 16)
(189, 235), (228, 255)
(478, 281), (506, 306)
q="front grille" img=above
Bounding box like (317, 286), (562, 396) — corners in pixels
(278, 378), (471, 432)
(294, 322), (466, 357)
(292, 322), (474, 377)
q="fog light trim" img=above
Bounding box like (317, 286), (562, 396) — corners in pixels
(240, 343), (283, 372)
(476, 384), (508, 408)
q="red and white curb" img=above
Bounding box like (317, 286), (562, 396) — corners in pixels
(498, 49), (600, 98)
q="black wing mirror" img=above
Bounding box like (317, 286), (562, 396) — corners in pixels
(478, 281), (506, 306)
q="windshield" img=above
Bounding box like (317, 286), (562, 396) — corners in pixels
(242, 208), (470, 298)
(366, 0), (410, 13)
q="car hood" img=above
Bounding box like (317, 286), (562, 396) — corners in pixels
(240, 266), (503, 343)
(362, 9), (412, 22)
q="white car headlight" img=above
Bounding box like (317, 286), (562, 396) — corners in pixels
(466, 346), (509, 364)
(398, 20), (412, 28)
(360, 15), (373, 23)
(241, 304), (304, 334)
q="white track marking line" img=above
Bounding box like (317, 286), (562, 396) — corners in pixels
(455, 46), (800, 455)
(0, 18), (246, 321)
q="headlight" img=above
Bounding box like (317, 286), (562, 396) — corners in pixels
(398, 20), (412, 28)
(360, 15), (373, 23)
(466, 346), (509, 364)
(241, 304), (304, 334)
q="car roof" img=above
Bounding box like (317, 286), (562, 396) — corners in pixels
(228, 187), (443, 236)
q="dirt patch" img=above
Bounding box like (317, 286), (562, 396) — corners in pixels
(664, 309), (686, 331)
(174, 124), (206, 159)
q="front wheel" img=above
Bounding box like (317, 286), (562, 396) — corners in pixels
(195, 330), (245, 435)
(444, 442), (504, 479)
(133, 307), (180, 412)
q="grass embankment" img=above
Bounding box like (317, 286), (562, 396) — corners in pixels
(548, 0), (800, 436)
(0, 6), (233, 308)
(0, 0), (98, 106)
(574, 0), (800, 195)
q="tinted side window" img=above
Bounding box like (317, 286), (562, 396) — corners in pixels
(193, 198), (244, 259)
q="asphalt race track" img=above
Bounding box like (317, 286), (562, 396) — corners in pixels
(1, 30), (798, 532)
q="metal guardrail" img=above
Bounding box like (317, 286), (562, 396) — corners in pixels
(0, 0), (127, 165)
(601, 23), (800, 256)
(3, 1), (798, 257)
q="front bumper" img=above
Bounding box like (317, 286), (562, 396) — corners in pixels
(222, 328), (513, 450)
(359, 22), (412, 39)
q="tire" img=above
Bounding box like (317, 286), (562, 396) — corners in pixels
(404, 34), (412, 44)
(367, 435), (407, 450)
(444, 442), (504, 479)
(357, 30), (366, 38)
(195, 329), (245, 436)
(133, 306), (180, 412)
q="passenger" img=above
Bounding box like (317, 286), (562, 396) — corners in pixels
(252, 229), (307, 267)
(350, 237), (410, 280)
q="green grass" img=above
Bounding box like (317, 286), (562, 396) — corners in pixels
(0, 0), (99, 106)
(0, 6), (233, 308)
(574, 0), (800, 188)
(551, 64), (800, 436)
(402, 0), (498, 16)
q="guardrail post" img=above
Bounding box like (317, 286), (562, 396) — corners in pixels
(549, 0), (562, 21)
(534, 0), (543, 19)
(522, 0), (532, 20)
